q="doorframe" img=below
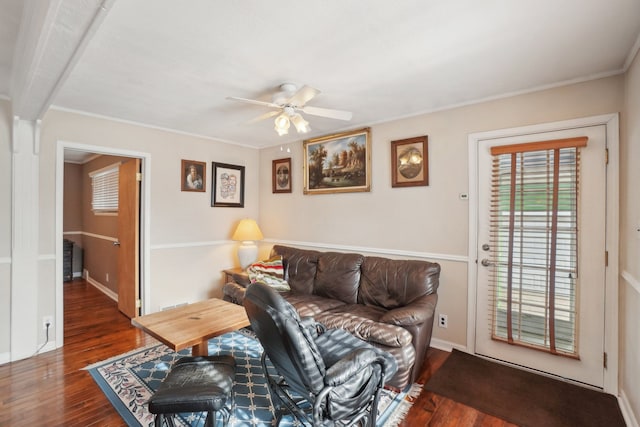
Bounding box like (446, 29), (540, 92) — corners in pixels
(467, 113), (619, 393)
(55, 140), (152, 346)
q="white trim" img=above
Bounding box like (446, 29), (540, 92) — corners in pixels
(467, 113), (620, 394)
(0, 257), (10, 264)
(151, 240), (230, 250)
(623, 32), (640, 72)
(50, 105), (260, 149)
(56, 140), (152, 342)
(37, 254), (55, 261)
(622, 270), (640, 295)
(0, 352), (9, 365)
(620, 390), (640, 427)
(264, 239), (468, 263)
(429, 338), (467, 353)
(149, 238), (469, 263)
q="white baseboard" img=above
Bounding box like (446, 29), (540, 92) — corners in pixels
(620, 390), (640, 427)
(430, 337), (467, 353)
(86, 272), (118, 302)
(0, 341), (58, 365)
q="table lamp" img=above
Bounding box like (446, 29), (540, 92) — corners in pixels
(232, 218), (264, 269)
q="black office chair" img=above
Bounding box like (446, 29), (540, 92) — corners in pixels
(244, 282), (398, 427)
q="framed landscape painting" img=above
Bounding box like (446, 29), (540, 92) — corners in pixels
(391, 135), (428, 187)
(211, 162), (245, 207)
(303, 127), (371, 195)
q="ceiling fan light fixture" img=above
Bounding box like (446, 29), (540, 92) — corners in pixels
(291, 114), (310, 133)
(274, 113), (290, 136)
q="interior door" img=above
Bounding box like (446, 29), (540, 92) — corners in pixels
(475, 125), (607, 387)
(117, 159), (140, 318)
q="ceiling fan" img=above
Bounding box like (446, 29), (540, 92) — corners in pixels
(226, 83), (352, 136)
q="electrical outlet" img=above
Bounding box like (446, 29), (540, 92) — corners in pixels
(43, 316), (53, 330)
(438, 313), (448, 328)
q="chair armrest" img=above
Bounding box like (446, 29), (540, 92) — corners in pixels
(324, 348), (384, 387)
(300, 316), (325, 338)
(380, 293), (438, 326)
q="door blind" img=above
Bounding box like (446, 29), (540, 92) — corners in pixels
(488, 137), (587, 357)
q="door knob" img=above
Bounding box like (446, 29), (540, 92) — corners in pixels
(113, 241), (121, 246)
(481, 258), (492, 267)
(482, 243), (490, 251)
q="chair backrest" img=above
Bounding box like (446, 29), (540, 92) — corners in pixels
(244, 282), (327, 395)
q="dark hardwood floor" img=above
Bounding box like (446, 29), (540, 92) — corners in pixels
(0, 279), (515, 426)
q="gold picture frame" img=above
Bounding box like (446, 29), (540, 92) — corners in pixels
(303, 127), (371, 195)
(391, 135), (428, 187)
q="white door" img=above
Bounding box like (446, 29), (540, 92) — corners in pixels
(475, 125), (607, 388)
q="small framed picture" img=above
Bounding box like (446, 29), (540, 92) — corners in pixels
(272, 158), (292, 193)
(391, 136), (428, 187)
(212, 162), (245, 207)
(181, 160), (206, 192)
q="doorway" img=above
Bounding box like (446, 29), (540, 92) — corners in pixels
(467, 114), (619, 392)
(55, 142), (151, 347)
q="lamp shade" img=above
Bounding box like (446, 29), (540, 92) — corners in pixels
(232, 219), (264, 242)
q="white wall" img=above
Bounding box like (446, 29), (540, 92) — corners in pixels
(259, 75), (624, 349)
(0, 108), (257, 357)
(0, 99), (11, 358)
(621, 48), (640, 424)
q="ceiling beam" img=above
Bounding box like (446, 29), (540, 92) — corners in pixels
(10, 0), (114, 120)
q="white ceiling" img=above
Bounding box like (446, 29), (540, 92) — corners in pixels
(2, 0), (640, 150)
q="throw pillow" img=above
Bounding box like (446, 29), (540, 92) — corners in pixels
(247, 255), (290, 291)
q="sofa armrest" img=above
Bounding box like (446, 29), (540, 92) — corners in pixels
(231, 271), (251, 287)
(380, 293), (438, 326)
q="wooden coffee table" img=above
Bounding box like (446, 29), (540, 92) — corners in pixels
(131, 298), (250, 356)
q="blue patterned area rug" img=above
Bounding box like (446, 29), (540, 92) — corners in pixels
(86, 330), (420, 426)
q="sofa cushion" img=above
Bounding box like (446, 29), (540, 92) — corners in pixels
(316, 305), (413, 348)
(314, 252), (364, 304)
(271, 245), (320, 295)
(359, 257), (440, 309)
(282, 293), (346, 317)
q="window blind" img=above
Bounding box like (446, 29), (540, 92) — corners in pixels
(89, 163), (120, 213)
(488, 137), (586, 357)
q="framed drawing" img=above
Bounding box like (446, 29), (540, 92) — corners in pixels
(303, 127), (371, 195)
(181, 160), (206, 192)
(391, 135), (428, 187)
(272, 157), (292, 193)
(211, 162), (245, 207)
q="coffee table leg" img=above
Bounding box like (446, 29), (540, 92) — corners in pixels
(192, 340), (209, 356)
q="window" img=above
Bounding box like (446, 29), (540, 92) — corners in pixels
(89, 162), (120, 213)
(488, 137), (587, 357)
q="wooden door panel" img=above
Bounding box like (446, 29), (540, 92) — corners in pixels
(117, 159), (140, 318)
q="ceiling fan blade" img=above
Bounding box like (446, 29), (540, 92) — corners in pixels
(247, 110), (280, 124)
(301, 105), (353, 121)
(287, 85), (320, 107)
(226, 96), (280, 109)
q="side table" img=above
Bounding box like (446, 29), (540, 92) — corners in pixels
(223, 267), (249, 284)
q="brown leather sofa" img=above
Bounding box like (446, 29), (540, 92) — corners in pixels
(222, 245), (441, 389)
